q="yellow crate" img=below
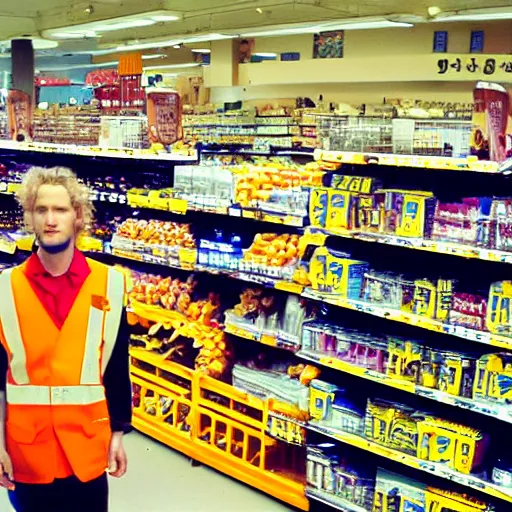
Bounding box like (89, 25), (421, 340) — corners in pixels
(129, 348), (308, 511)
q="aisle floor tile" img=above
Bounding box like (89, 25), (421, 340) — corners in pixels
(0, 432), (295, 512)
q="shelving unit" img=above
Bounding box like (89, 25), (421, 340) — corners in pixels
(1, 141), (512, 512)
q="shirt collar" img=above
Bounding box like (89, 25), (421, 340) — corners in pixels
(24, 248), (91, 279)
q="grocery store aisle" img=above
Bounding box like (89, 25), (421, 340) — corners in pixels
(0, 432), (294, 512)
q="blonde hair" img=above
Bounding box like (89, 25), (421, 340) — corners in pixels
(17, 166), (94, 235)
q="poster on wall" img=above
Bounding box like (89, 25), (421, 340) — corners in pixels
(146, 88), (182, 146)
(471, 82), (512, 162)
(313, 31), (344, 59)
(7, 90), (33, 142)
(238, 39), (255, 63)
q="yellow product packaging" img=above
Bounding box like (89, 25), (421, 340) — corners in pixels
(309, 188), (329, 228)
(412, 279), (453, 320)
(381, 189), (436, 238)
(127, 188), (151, 208)
(326, 190), (354, 231)
(309, 246), (368, 299)
(487, 281), (512, 335)
(148, 189), (174, 211)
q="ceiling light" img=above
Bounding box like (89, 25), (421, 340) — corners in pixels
(253, 52), (277, 57)
(241, 18), (412, 37)
(191, 48), (211, 53)
(432, 7), (512, 21)
(0, 37), (59, 49)
(144, 63), (201, 70)
(173, 44), (182, 49)
(428, 6), (442, 17)
(113, 33), (233, 54)
(93, 20), (156, 32)
(43, 10), (181, 40)
(84, 5), (94, 15)
(256, 8), (263, 14)
(151, 15), (180, 22)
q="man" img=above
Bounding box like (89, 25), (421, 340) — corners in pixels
(0, 166), (132, 512)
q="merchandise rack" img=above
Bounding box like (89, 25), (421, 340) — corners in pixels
(2, 145), (512, 511)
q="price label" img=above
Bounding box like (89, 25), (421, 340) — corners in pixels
(275, 281), (304, 295)
(267, 414), (306, 446)
(169, 198), (188, 214)
(229, 207), (242, 218)
(0, 239), (16, 254)
(7, 183), (21, 194)
(260, 334), (277, 347)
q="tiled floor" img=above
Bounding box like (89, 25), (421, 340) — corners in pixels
(0, 432), (294, 512)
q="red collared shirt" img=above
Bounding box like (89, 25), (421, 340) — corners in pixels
(23, 249), (91, 329)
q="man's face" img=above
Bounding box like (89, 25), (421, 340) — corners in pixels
(32, 184), (78, 251)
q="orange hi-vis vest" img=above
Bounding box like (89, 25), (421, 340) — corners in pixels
(0, 258), (125, 484)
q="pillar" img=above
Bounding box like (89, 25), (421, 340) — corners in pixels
(11, 39), (35, 102)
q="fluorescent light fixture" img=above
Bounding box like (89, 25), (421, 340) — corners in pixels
(93, 20), (156, 32)
(114, 33), (233, 54)
(241, 17), (412, 37)
(36, 53), (164, 72)
(43, 10), (181, 40)
(0, 37), (59, 50)
(433, 7), (512, 21)
(253, 52), (277, 57)
(191, 48), (211, 53)
(144, 63), (201, 71)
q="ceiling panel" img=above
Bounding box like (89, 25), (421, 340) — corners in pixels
(0, 0), (510, 49)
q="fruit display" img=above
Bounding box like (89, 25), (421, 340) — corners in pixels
(234, 160), (324, 209)
(114, 219), (195, 251)
(244, 233), (301, 268)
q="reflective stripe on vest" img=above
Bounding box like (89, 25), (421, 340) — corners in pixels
(0, 266), (124, 405)
(6, 384), (105, 406)
(101, 267), (124, 376)
(0, 268), (29, 385)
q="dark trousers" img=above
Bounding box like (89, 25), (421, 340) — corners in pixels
(13, 473), (108, 512)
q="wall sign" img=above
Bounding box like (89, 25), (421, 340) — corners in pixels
(470, 30), (485, 53)
(437, 56), (512, 76)
(281, 52), (300, 61)
(433, 31), (448, 53)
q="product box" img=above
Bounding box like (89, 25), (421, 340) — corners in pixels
(309, 247), (368, 298)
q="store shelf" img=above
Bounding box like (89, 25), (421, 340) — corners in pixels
(314, 149), (501, 173)
(306, 488), (367, 512)
(308, 423), (512, 504)
(225, 323), (512, 424)
(0, 140), (198, 162)
(298, 351), (512, 424)
(320, 229), (512, 264)
(303, 290), (512, 351)
(98, 246), (512, 352)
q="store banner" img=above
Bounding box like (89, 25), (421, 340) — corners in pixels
(146, 88), (182, 146)
(437, 55), (512, 78)
(471, 82), (512, 162)
(7, 89), (32, 142)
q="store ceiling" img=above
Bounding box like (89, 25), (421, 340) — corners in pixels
(1, 0), (511, 54)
